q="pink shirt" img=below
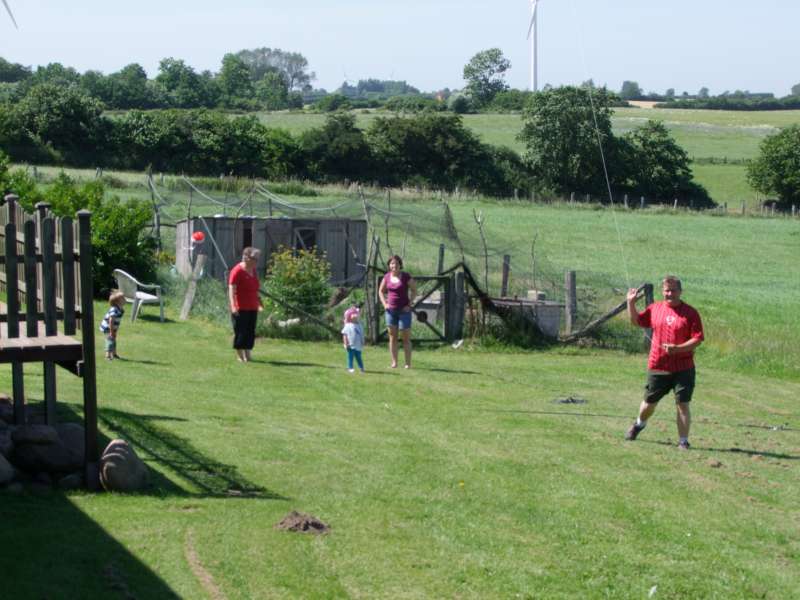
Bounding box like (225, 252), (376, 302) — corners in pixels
(382, 271), (411, 310)
(637, 301), (704, 372)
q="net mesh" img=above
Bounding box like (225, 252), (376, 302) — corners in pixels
(145, 176), (637, 345)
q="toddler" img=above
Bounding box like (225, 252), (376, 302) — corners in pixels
(341, 306), (365, 373)
(100, 291), (126, 360)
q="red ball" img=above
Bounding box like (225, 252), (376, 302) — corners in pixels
(191, 231), (205, 242)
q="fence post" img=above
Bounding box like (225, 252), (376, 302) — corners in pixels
(501, 255), (511, 297)
(4, 193), (18, 226)
(570, 192), (575, 204)
(437, 243), (445, 275)
(623, 194), (628, 209)
(643, 283), (654, 350)
(453, 271), (466, 340)
(565, 270), (577, 335)
(5, 222), (25, 425)
(78, 210), (99, 490)
(41, 217), (58, 425)
(640, 196), (645, 209)
(673, 199), (678, 210)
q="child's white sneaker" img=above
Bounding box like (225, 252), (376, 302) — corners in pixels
(348, 368), (355, 373)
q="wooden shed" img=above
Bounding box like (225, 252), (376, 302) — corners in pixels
(175, 216), (368, 285)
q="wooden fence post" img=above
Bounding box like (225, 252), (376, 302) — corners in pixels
(640, 196), (645, 209)
(565, 270), (577, 335)
(78, 210), (99, 490)
(437, 243), (445, 275)
(623, 194), (629, 209)
(5, 222), (25, 425)
(643, 283), (654, 350)
(501, 255), (511, 297)
(41, 217), (58, 425)
(452, 271), (465, 340)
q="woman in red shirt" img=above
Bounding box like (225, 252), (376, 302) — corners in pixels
(228, 247), (263, 362)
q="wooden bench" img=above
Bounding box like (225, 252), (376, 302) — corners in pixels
(0, 198), (98, 487)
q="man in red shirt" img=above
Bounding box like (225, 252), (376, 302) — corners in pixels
(625, 276), (704, 449)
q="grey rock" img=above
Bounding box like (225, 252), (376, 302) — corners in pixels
(0, 453), (14, 485)
(99, 439), (149, 493)
(55, 423), (85, 460)
(12, 425), (59, 445)
(0, 429), (13, 458)
(0, 395), (12, 424)
(11, 438), (82, 473)
(57, 472), (84, 490)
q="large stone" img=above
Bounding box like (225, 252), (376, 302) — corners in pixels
(57, 472), (84, 491)
(0, 395), (13, 424)
(99, 439), (149, 493)
(0, 453), (14, 485)
(12, 425), (59, 445)
(11, 438), (83, 473)
(55, 423), (85, 460)
(0, 428), (13, 458)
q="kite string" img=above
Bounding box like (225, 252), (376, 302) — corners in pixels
(567, 0), (632, 289)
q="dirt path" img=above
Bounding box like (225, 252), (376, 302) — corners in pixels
(185, 528), (227, 600)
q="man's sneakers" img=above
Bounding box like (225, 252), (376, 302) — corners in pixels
(678, 440), (691, 450)
(625, 422), (645, 441)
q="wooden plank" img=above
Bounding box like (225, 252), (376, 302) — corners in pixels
(179, 254), (207, 321)
(42, 217), (58, 424)
(61, 217), (76, 335)
(23, 221), (38, 337)
(5, 223), (25, 422)
(78, 210), (99, 489)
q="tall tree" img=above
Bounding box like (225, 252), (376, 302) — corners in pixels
(463, 48), (510, 107)
(747, 125), (800, 206)
(218, 53), (254, 107)
(155, 58), (208, 108)
(619, 80), (642, 100)
(0, 56), (30, 82)
(234, 47), (315, 90)
(791, 83), (800, 97)
(518, 85), (621, 195)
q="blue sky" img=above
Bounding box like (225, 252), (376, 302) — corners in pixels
(2, 0), (798, 95)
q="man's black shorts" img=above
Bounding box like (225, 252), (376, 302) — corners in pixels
(644, 368), (696, 404)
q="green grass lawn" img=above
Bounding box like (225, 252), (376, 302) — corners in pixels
(1, 301), (798, 598)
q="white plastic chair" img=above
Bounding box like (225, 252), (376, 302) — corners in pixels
(113, 269), (164, 323)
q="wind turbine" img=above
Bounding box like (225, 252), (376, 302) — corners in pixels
(526, 0), (540, 92)
(2, 0), (18, 29)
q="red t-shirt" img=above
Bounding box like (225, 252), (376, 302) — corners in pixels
(228, 262), (261, 311)
(637, 301), (704, 372)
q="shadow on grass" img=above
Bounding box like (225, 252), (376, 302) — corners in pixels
(107, 357), (168, 366)
(0, 492), (181, 598)
(649, 439), (799, 460)
(259, 359), (336, 369)
(97, 407), (288, 500)
(413, 366), (481, 375)
(481, 408), (627, 420)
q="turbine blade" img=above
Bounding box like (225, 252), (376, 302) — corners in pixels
(2, 0), (18, 29)
(526, 1), (538, 39)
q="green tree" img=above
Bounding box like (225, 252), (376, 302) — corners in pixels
(254, 71), (289, 110)
(265, 247), (330, 320)
(698, 86), (710, 99)
(10, 83), (108, 165)
(234, 47), (315, 90)
(106, 63), (153, 109)
(518, 86), (622, 195)
(0, 57), (30, 82)
(619, 80), (642, 100)
(154, 58), (209, 108)
(746, 125), (800, 207)
(622, 120), (711, 206)
(462, 48), (510, 107)
(218, 54), (254, 108)
(299, 112), (373, 181)
(791, 83), (800, 97)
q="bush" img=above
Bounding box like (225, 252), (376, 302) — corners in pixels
(264, 247), (331, 320)
(26, 172), (156, 296)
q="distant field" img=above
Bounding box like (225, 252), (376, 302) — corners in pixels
(256, 108), (800, 205)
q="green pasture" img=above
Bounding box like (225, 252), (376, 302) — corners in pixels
(254, 107), (800, 205)
(1, 295), (797, 598)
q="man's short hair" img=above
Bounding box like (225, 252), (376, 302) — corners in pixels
(662, 275), (682, 290)
(242, 246), (261, 261)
